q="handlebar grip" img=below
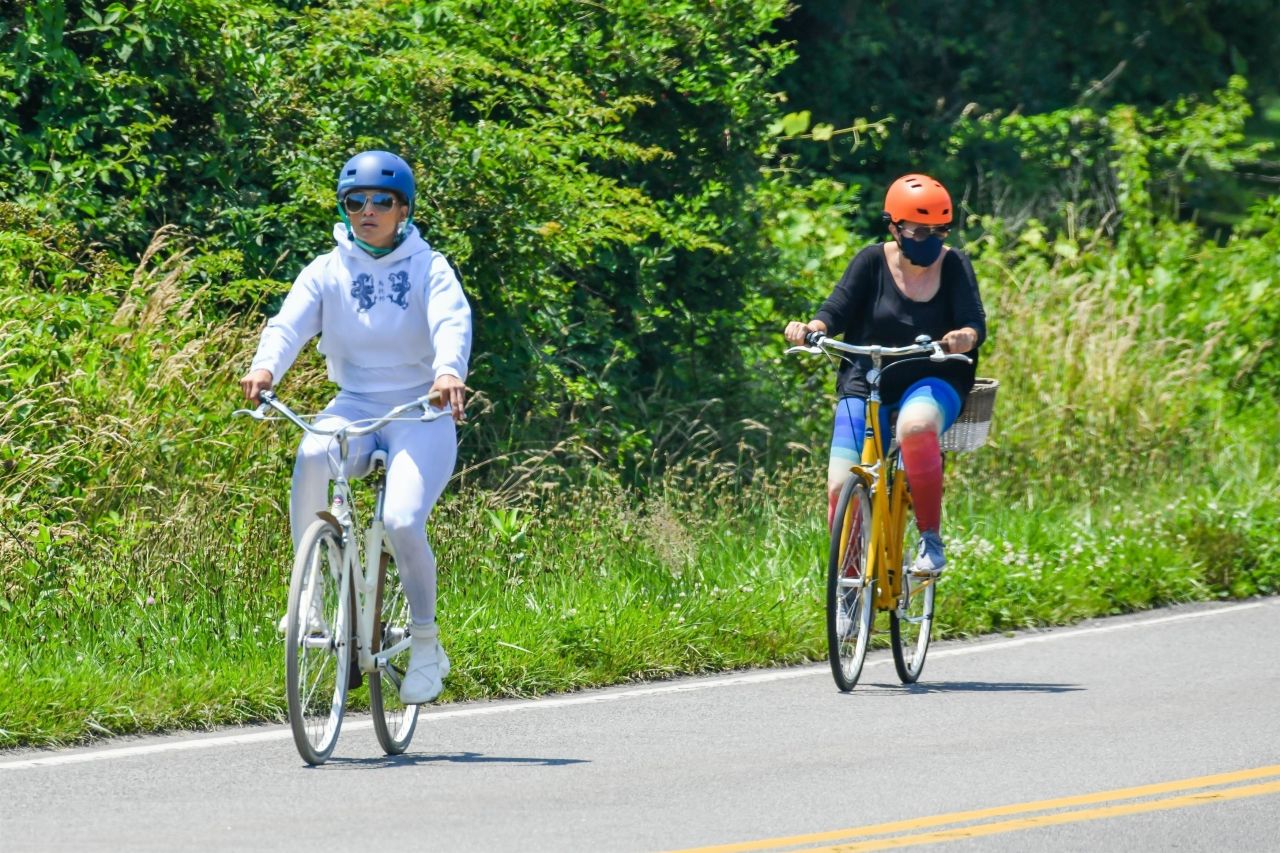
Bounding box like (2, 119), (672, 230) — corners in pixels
(804, 329), (825, 347)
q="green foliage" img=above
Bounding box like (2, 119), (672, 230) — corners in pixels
(1, 0), (795, 447)
(2, 0), (275, 244)
(775, 1), (1280, 232)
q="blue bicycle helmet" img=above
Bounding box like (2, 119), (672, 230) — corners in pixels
(336, 150), (416, 206)
(335, 150), (416, 256)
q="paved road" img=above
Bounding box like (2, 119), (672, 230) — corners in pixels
(3, 598), (1279, 852)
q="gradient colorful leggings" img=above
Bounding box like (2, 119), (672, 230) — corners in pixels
(826, 378), (962, 531)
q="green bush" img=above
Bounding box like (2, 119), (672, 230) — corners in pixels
(774, 0), (1280, 231)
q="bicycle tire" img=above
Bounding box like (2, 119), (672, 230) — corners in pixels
(285, 517), (351, 765)
(827, 477), (875, 692)
(369, 548), (421, 754)
(890, 501), (935, 683)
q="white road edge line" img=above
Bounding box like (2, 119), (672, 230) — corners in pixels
(0, 599), (1270, 771)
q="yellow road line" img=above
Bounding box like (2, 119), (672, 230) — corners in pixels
(812, 779), (1280, 852)
(668, 764), (1280, 853)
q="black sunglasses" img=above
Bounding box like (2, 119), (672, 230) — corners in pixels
(895, 221), (951, 240)
(343, 191), (398, 214)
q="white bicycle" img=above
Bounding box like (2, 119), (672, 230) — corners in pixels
(236, 389), (449, 764)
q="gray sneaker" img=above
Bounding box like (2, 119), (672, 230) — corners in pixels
(911, 530), (946, 577)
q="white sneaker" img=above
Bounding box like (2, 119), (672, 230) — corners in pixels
(399, 623), (451, 705)
(911, 530), (947, 578)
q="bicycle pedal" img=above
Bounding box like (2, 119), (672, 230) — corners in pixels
(376, 658), (404, 689)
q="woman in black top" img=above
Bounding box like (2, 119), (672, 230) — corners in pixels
(784, 174), (987, 576)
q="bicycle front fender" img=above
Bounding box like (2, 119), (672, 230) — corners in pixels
(315, 511), (343, 537)
(844, 465), (876, 489)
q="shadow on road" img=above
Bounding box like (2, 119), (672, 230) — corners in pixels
(319, 751), (590, 770)
(855, 681), (1084, 695)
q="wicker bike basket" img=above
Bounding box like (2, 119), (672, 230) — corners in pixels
(939, 377), (1000, 453)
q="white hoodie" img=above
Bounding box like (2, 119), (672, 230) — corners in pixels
(251, 223), (472, 392)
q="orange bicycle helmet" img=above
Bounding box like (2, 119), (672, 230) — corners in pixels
(883, 174), (953, 226)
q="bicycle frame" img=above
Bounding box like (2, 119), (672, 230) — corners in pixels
(840, 390), (915, 613)
(318, 455), (412, 679)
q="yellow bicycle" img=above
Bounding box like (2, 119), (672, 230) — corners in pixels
(788, 333), (996, 690)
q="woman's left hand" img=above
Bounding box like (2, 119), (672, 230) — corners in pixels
(941, 327), (978, 354)
(429, 374), (467, 423)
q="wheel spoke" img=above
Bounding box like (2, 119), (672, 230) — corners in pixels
(370, 548), (420, 754)
(891, 504), (935, 684)
(828, 480), (873, 691)
(286, 521), (350, 765)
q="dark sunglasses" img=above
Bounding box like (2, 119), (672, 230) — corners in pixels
(343, 191), (398, 214)
(896, 221), (951, 240)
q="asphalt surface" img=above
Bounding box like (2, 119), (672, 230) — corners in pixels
(2, 597), (1278, 852)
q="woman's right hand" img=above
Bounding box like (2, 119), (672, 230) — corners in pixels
(784, 320), (826, 346)
(240, 368), (274, 403)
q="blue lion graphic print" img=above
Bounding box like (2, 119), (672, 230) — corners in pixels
(349, 271), (413, 312)
(387, 271), (411, 310)
(350, 273), (377, 311)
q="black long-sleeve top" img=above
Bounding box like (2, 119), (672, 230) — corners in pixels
(813, 244), (987, 404)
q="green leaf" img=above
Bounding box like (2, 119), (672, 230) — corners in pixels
(780, 110), (811, 136)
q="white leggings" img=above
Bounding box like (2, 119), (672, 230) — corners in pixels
(290, 385), (456, 626)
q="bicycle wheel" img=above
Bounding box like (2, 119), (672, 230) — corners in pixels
(890, 502), (935, 683)
(285, 518), (352, 765)
(827, 477), (875, 692)
(369, 548), (421, 754)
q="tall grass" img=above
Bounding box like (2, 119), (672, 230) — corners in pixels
(5, 463), (1273, 748)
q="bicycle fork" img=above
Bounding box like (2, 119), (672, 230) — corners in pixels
(872, 469), (910, 611)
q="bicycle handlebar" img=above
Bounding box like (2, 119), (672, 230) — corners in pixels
(790, 332), (973, 365)
(233, 389), (450, 436)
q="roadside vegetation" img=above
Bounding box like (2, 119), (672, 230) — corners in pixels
(1, 1), (1277, 747)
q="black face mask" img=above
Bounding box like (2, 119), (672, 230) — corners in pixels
(897, 234), (944, 266)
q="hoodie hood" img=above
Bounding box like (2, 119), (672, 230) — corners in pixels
(332, 221), (432, 264)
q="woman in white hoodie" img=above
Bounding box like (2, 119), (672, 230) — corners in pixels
(239, 150), (471, 704)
